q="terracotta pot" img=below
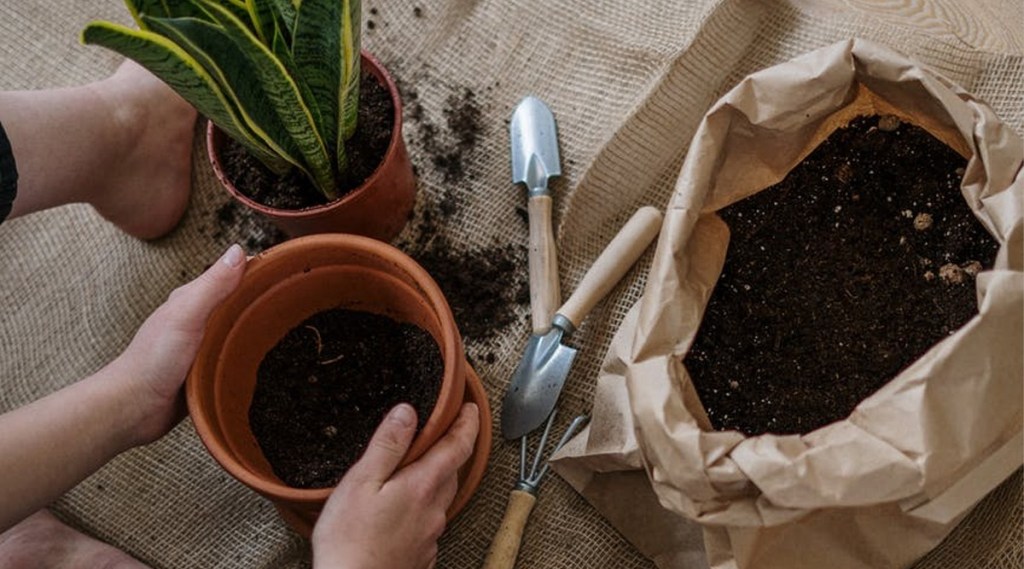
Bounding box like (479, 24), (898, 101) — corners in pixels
(187, 234), (489, 535)
(207, 51), (416, 240)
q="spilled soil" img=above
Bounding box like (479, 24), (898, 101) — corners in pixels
(395, 72), (530, 346)
(398, 199), (529, 346)
(212, 199), (286, 253)
(403, 83), (484, 184)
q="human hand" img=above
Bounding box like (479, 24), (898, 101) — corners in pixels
(312, 402), (480, 569)
(112, 244), (246, 445)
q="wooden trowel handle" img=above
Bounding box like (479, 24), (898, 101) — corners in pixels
(558, 206), (663, 329)
(482, 489), (537, 569)
(528, 195), (561, 334)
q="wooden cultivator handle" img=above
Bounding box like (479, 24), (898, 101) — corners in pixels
(482, 489), (537, 569)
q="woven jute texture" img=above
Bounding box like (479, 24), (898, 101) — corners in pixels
(0, 1), (1020, 567)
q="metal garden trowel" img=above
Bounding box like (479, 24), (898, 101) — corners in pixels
(500, 206), (664, 439)
(510, 96), (562, 335)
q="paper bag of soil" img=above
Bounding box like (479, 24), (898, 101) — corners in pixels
(551, 38), (1023, 569)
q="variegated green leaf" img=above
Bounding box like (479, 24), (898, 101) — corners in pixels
(270, 21), (291, 63)
(292, 0), (338, 159)
(245, 0), (275, 44)
(220, 0), (258, 33)
(293, 0), (360, 175)
(339, 0), (360, 143)
(81, 21), (289, 173)
(142, 15), (308, 177)
(269, 22), (322, 132)
(199, 0), (335, 198)
(268, 0), (297, 42)
(125, 0), (212, 29)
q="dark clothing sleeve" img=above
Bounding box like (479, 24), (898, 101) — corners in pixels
(0, 119), (17, 224)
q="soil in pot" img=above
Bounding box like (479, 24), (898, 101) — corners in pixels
(220, 70), (394, 210)
(249, 308), (442, 489)
(685, 114), (999, 436)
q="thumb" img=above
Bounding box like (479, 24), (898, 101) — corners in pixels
(163, 244), (246, 330)
(346, 404), (417, 485)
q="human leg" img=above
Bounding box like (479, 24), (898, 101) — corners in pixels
(0, 510), (150, 569)
(0, 60), (196, 239)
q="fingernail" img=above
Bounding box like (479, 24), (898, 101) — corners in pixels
(388, 403), (415, 428)
(220, 244), (244, 267)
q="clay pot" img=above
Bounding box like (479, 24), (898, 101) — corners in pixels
(207, 51), (416, 240)
(187, 234), (491, 536)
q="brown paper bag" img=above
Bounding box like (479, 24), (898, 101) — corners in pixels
(551, 38), (1023, 569)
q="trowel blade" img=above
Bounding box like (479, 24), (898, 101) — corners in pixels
(510, 96), (562, 191)
(500, 328), (578, 440)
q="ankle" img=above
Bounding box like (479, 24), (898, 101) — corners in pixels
(87, 77), (145, 162)
(79, 63), (197, 240)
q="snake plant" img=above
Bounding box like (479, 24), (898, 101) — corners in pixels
(83, 0), (362, 201)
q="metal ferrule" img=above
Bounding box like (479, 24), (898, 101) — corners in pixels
(515, 480), (540, 494)
(552, 313), (575, 335)
(528, 183), (550, 198)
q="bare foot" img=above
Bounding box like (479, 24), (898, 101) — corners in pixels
(0, 510), (149, 569)
(89, 61), (198, 240)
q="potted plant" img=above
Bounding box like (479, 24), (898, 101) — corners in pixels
(186, 234), (491, 536)
(82, 0), (416, 240)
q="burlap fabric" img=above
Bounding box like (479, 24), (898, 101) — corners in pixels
(0, 1), (1019, 568)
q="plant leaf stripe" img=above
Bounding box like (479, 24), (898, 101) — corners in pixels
(200, 0), (335, 198)
(80, 21), (285, 171)
(142, 14), (303, 176)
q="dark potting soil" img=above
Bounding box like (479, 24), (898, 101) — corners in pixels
(401, 84), (484, 184)
(249, 308), (442, 489)
(212, 199), (286, 253)
(393, 168), (532, 343)
(391, 76), (529, 345)
(684, 114), (999, 436)
(395, 190), (529, 345)
(220, 71), (394, 210)
(409, 230), (528, 345)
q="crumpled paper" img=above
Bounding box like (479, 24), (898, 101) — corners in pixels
(551, 38), (1023, 569)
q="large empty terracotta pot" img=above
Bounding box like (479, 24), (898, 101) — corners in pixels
(187, 234), (490, 536)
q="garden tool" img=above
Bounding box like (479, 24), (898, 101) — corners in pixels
(482, 409), (589, 569)
(510, 96), (562, 334)
(484, 97), (579, 569)
(501, 206), (664, 440)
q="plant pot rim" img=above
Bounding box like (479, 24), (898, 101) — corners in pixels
(206, 49), (404, 220)
(187, 233), (466, 504)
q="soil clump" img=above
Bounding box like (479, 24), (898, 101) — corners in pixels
(397, 195), (529, 345)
